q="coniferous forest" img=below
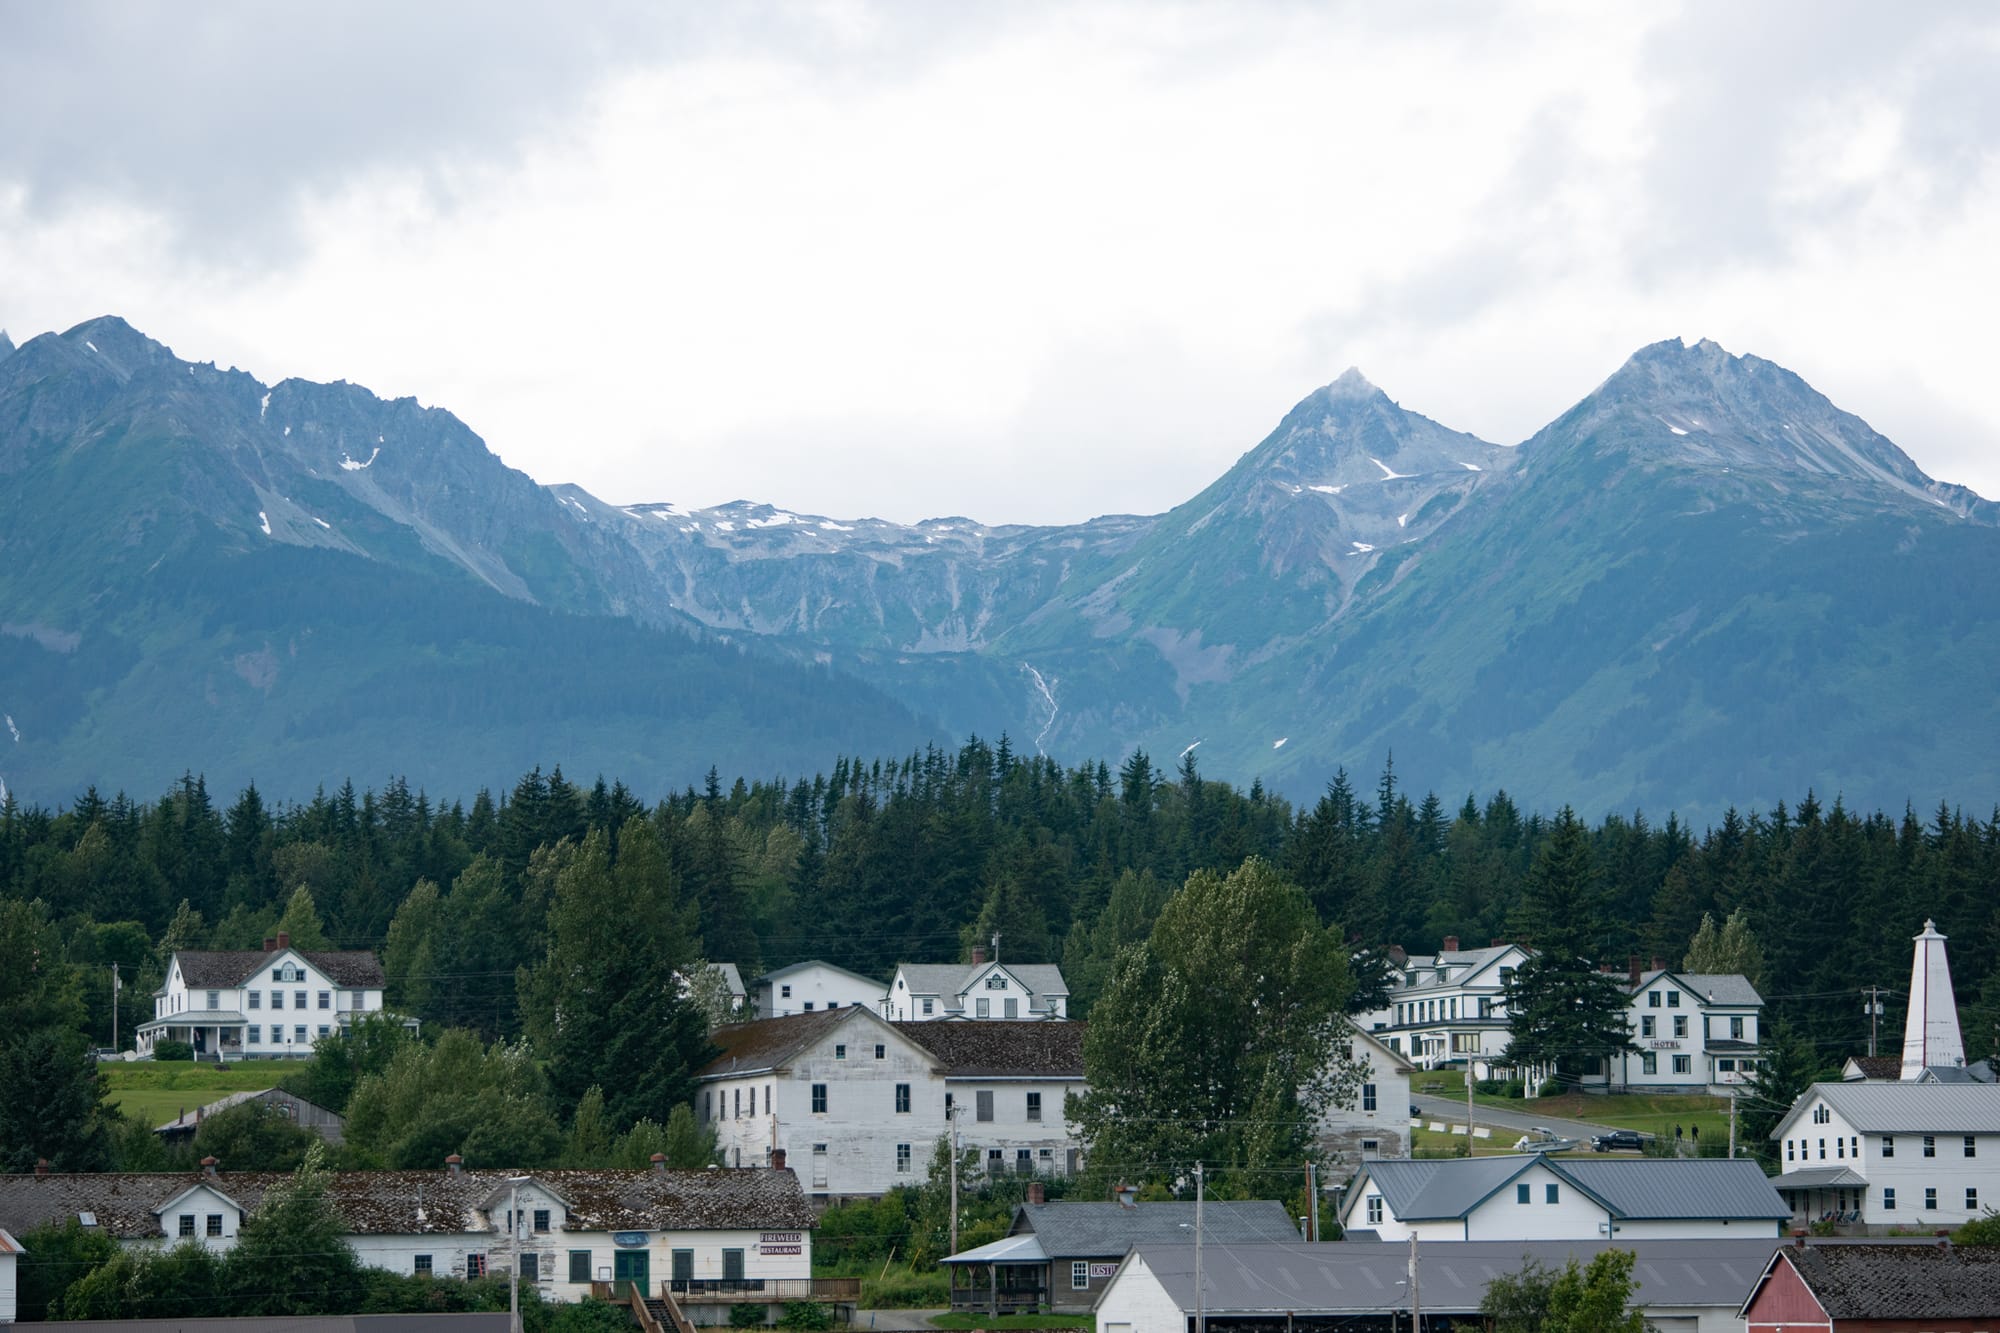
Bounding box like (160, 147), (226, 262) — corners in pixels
(4, 739), (1997, 1075)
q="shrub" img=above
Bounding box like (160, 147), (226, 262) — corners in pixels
(1502, 1080), (1526, 1099)
(1475, 1079), (1505, 1095)
(861, 1266), (950, 1308)
(728, 1301), (768, 1327)
(153, 1040), (194, 1062)
(777, 1301), (834, 1330)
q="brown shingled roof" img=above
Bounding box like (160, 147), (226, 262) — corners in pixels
(176, 949), (386, 988)
(892, 1021), (1085, 1077)
(1767, 1243), (2000, 1318)
(1846, 1055), (1901, 1080)
(0, 1167), (812, 1240)
(699, 1008), (859, 1078)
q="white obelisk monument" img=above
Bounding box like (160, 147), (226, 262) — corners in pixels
(1901, 919), (1967, 1081)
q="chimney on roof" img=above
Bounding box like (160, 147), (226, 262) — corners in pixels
(34, 1158), (49, 1176)
(651, 1153), (667, 1174)
(771, 1148), (787, 1171)
(1491, 938), (1506, 948)
(1652, 955), (1663, 972)
(201, 1156), (219, 1177)
(1028, 1181), (1046, 1205)
(276, 931), (290, 949)
(971, 945), (987, 966)
(446, 1154), (463, 1175)
(1629, 954), (1641, 987)
(1113, 1184), (1138, 1209)
(264, 936), (276, 951)
(1388, 945), (1407, 966)
(1442, 936), (1459, 953)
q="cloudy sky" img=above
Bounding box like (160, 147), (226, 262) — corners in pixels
(3, 1), (1996, 524)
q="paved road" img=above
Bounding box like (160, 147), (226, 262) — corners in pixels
(1409, 1091), (1627, 1144)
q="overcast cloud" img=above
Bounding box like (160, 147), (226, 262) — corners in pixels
(3, 1), (1995, 524)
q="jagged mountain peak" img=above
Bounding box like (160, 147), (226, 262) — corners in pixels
(1325, 365), (1380, 399)
(0, 329), (14, 362)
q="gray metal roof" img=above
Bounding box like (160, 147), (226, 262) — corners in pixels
(1114, 1238), (1785, 1315)
(1772, 1166), (1866, 1189)
(896, 962), (1070, 1007)
(1003, 1200), (1299, 1259)
(1628, 969), (1763, 1007)
(751, 959), (885, 988)
(1551, 1159), (1790, 1220)
(1354, 1155), (1788, 1223)
(1777, 1081), (2000, 1137)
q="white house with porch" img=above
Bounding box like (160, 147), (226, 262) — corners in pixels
(1770, 1082), (2000, 1230)
(1354, 939), (1530, 1075)
(135, 934), (399, 1059)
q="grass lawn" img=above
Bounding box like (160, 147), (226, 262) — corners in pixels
(1414, 1071), (1737, 1151)
(101, 1060), (301, 1126)
(928, 1316), (1093, 1329)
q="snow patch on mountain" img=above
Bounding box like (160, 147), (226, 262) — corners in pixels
(1398, 513), (1409, 528)
(4, 715), (18, 743)
(340, 447), (380, 471)
(1023, 663), (1060, 754)
(1459, 461), (1482, 471)
(1351, 541), (1375, 552)
(1371, 457), (1411, 480)
(1310, 484), (1345, 495)
(748, 512), (796, 528)
(260, 393), (270, 419)
(1273, 736), (1287, 749)
(258, 511), (271, 536)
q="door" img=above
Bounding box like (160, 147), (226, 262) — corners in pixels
(671, 1249), (694, 1288)
(612, 1249), (650, 1298)
(722, 1248), (745, 1284)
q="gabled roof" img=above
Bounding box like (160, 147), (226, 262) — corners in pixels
(1773, 1081), (2000, 1139)
(0, 1226), (25, 1254)
(1350, 1155), (1787, 1223)
(155, 1088), (345, 1134)
(0, 1167), (813, 1240)
(1629, 969), (1762, 1007)
(895, 961), (1070, 1005)
(1744, 1244), (2000, 1319)
(1345, 1020), (1416, 1073)
(708, 963), (746, 997)
(1842, 1055), (1901, 1081)
(752, 959), (885, 989)
(1393, 944), (1526, 993)
(697, 1008), (861, 1077)
(892, 1021), (1085, 1077)
(996, 1200), (1298, 1259)
(174, 948), (385, 989)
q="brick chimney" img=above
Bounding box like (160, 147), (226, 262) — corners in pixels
(201, 1156), (219, 1177)
(445, 1154), (463, 1175)
(1491, 938), (1507, 947)
(649, 1152), (667, 1174)
(263, 936), (276, 951)
(1027, 1181), (1046, 1205)
(1629, 954), (1641, 986)
(1388, 944), (1407, 966)
(34, 1158), (49, 1176)
(276, 931), (290, 949)
(1441, 935), (1459, 953)
(1113, 1184), (1138, 1209)
(771, 1148), (787, 1171)
(1651, 955), (1663, 972)
(970, 944), (987, 966)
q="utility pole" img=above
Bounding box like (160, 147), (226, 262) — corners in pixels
(111, 963), (120, 1051)
(1728, 1089), (1738, 1160)
(508, 1179), (521, 1333)
(948, 1104), (961, 1255)
(1195, 1162), (1206, 1333)
(1864, 986), (1887, 1057)
(1466, 1062), (1477, 1157)
(1407, 1232), (1421, 1331)
(1305, 1161), (1318, 1241)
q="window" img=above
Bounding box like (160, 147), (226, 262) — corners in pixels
(835, 1044), (847, 1060)
(803, 1002), (814, 1011)
(1786, 1140), (1794, 1161)
(922, 999), (934, 1016)
(521, 1253), (539, 1282)
(781, 984), (792, 998)
(1004, 997), (1019, 1018)
(248, 991), (260, 1009)
(1072, 1260), (1090, 1290)
(987, 1148), (1004, 1175)
(1027, 1092), (1043, 1122)
(1884, 1188), (1896, 1211)
(415, 1254), (433, 1275)
(317, 1025), (329, 1038)
(811, 1083), (827, 1114)
(273, 967), (284, 981)
(1641, 1053), (1657, 1075)
(179, 1214), (195, 1237)
(1731, 1016), (1744, 1040)
(1883, 1136), (1895, 1157)
(976, 998), (991, 1017)
(875, 1044), (886, 1059)
(294, 990), (306, 1009)
(533, 1209), (550, 1233)
(976, 1091), (994, 1122)
(733, 1088), (741, 1118)
(1673, 1016), (1688, 1038)
(723, 1250), (745, 1282)
(1649, 992), (1662, 1008)
(1017, 1148), (1033, 1174)
(1362, 1139), (1379, 1154)
(1968, 1136), (1979, 1158)
(1850, 1137), (1858, 1158)
(1971, 1188), (1982, 1211)
(318, 991), (331, 1009)
(1640, 1015), (1655, 1038)
(1927, 1188), (1938, 1211)
(271, 990), (283, 1009)
(1718, 1059), (1736, 1072)
(1925, 1135), (1937, 1157)
(1516, 1184), (1530, 1204)
(1813, 1105), (1830, 1125)
(1673, 1055), (1691, 1075)
(1666, 992), (1680, 1008)
(895, 1083), (911, 1114)
(749, 1087), (757, 1115)
(205, 990), (218, 1009)
(207, 1214), (223, 1237)
(248, 1025), (261, 1043)
(294, 1025), (307, 1047)
(467, 1253), (488, 1278)
(897, 1143), (912, 1173)
(1545, 1184), (1559, 1204)
(570, 1251), (592, 1283)
(988, 975), (1009, 990)
(1362, 1083), (1377, 1112)
(1367, 1196), (1384, 1225)
(1836, 1138), (1844, 1159)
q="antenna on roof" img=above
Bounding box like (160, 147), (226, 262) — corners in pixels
(992, 932), (1001, 964)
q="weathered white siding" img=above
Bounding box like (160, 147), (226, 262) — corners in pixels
(1093, 1253), (1185, 1333)
(952, 1078), (1081, 1179)
(755, 964), (886, 1018)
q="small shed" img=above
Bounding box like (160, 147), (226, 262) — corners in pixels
(156, 1088), (347, 1146)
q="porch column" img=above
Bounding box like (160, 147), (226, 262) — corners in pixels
(989, 1263), (997, 1316)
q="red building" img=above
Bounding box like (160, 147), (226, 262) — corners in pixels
(1742, 1241), (2000, 1330)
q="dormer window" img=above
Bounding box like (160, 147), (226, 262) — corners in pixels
(986, 975), (1008, 990)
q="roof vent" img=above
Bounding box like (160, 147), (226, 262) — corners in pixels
(445, 1154), (463, 1175)
(34, 1158), (49, 1177)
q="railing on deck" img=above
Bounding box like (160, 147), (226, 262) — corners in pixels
(666, 1277), (861, 1304)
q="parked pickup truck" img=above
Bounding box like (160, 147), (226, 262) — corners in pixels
(1512, 1127), (1580, 1153)
(1590, 1129), (1653, 1153)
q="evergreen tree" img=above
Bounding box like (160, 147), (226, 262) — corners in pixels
(1502, 810), (1634, 1084)
(226, 1143), (365, 1315)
